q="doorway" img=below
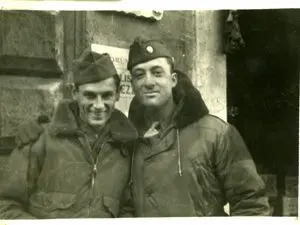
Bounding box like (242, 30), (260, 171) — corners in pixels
(227, 9), (299, 216)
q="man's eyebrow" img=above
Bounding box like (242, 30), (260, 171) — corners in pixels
(132, 68), (144, 73)
(102, 90), (113, 95)
(82, 91), (98, 97)
(151, 66), (163, 70)
(83, 90), (114, 95)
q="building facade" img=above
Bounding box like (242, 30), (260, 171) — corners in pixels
(0, 10), (227, 143)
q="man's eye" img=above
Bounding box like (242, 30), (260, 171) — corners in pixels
(153, 70), (162, 76)
(102, 92), (113, 99)
(133, 71), (145, 79)
(84, 92), (96, 99)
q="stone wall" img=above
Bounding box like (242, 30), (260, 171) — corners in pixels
(86, 10), (227, 120)
(193, 11), (227, 120)
(0, 11), (63, 152)
(0, 9), (227, 155)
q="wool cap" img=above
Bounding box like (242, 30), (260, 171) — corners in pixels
(127, 36), (173, 70)
(72, 48), (118, 85)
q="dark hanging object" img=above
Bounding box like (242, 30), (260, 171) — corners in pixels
(224, 10), (245, 54)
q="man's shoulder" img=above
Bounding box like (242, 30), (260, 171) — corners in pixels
(193, 114), (230, 133)
(110, 109), (138, 143)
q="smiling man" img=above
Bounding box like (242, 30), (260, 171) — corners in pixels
(126, 37), (271, 216)
(0, 49), (137, 219)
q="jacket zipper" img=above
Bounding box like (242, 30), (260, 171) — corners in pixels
(79, 133), (105, 217)
(90, 142), (104, 206)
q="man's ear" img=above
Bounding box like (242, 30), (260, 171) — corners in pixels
(71, 84), (78, 100)
(116, 89), (121, 102)
(171, 72), (178, 88)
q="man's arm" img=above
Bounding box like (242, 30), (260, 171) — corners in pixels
(0, 134), (45, 219)
(215, 124), (271, 216)
(119, 142), (136, 218)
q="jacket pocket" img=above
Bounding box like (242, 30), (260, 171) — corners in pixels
(102, 195), (120, 218)
(30, 191), (77, 210)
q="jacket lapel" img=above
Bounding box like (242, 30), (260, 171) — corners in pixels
(144, 129), (176, 160)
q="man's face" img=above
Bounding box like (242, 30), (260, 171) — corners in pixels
(130, 57), (177, 108)
(73, 77), (120, 128)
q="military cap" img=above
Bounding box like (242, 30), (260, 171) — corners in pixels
(127, 37), (173, 70)
(72, 48), (118, 85)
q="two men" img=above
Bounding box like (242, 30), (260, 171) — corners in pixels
(1, 36), (271, 218)
(0, 50), (137, 218)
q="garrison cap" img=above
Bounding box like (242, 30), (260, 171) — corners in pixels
(72, 48), (118, 85)
(127, 36), (173, 70)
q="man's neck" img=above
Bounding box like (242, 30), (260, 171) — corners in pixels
(147, 97), (176, 129)
(91, 124), (105, 135)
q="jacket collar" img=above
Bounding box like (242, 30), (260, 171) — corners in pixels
(48, 99), (138, 143)
(128, 69), (209, 132)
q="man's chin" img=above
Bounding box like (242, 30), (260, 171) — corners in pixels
(142, 99), (162, 108)
(88, 119), (106, 127)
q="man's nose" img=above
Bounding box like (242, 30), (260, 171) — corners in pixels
(93, 96), (105, 109)
(143, 72), (155, 88)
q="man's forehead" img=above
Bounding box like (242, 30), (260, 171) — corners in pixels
(132, 57), (169, 71)
(78, 77), (115, 92)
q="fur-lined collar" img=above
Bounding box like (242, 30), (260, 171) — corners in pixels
(128, 70), (209, 132)
(48, 100), (138, 143)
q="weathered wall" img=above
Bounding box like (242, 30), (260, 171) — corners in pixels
(0, 11), (63, 148)
(193, 11), (227, 120)
(86, 10), (227, 120)
(0, 10), (227, 153)
(86, 11), (196, 75)
(0, 10), (227, 146)
(0, 76), (62, 137)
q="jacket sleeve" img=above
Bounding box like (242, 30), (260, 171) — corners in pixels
(119, 142), (135, 218)
(0, 134), (45, 219)
(215, 124), (271, 216)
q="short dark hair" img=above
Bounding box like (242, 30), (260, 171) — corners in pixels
(166, 57), (175, 73)
(112, 74), (121, 91)
(74, 74), (121, 91)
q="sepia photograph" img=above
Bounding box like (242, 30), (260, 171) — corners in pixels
(0, 9), (298, 219)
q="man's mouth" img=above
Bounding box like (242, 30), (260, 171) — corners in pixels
(91, 112), (106, 119)
(144, 91), (159, 97)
